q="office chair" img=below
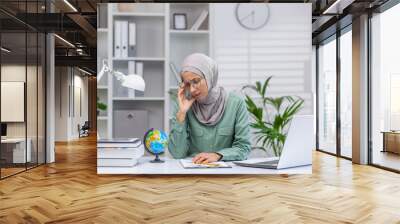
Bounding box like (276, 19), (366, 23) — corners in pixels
(78, 121), (90, 138)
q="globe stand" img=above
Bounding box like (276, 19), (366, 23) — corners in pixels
(150, 154), (164, 163)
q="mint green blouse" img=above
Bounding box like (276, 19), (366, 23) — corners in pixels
(168, 93), (251, 161)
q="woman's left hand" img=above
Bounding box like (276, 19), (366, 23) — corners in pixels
(192, 152), (222, 164)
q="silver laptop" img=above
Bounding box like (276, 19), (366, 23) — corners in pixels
(234, 115), (314, 169)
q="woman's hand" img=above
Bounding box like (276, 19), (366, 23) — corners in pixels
(176, 86), (195, 123)
(177, 86), (195, 113)
(192, 152), (222, 164)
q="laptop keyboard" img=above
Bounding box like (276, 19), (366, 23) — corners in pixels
(233, 159), (280, 169)
(254, 160), (279, 166)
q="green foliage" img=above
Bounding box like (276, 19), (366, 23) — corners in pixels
(242, 76), (304, 156)
(97, 97), (107, 111)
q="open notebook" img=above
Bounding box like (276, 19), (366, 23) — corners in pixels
(180, 159), (232, 169)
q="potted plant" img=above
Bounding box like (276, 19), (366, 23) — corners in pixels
(97, 97), (107, 116)
(242, 76), (304, 157)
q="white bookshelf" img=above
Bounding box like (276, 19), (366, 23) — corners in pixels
(112, 57), (165, 61)
(97, 28), (108, 33)
(113, 97), (165, 101)
(97, 4), (110, 139)
(113, 12), (165, 17)
(169, 30), (209, 34)
(97, 3), (211, 139)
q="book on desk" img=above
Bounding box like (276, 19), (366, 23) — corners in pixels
(97, 138), (141, 148)
(97, 138), (144, 167)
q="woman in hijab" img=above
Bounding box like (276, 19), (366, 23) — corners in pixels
(169, 53), (251, 163)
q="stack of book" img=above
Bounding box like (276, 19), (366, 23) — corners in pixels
(97, 138), (144, 168)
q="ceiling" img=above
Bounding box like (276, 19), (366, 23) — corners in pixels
(311, 0), (390, 44)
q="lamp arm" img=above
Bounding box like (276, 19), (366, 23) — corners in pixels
(112, 70), (126, 81)
(97, 60), (110, 82)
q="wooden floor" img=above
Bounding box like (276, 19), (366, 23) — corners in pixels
(373, 150), (400, 171)
(1, 167), (26, 178)
(1, 136), (400, 224)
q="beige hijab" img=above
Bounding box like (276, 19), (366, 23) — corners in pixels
(181, 53), (227, 126)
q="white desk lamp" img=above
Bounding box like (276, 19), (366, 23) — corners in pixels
(97, 60), (145, 91)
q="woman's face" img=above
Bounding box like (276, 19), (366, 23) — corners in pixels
(181, 71), (208, 101)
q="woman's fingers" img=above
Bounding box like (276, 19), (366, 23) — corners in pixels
(193, 153), (219, 164)
(178, 86), (184, 96)
(192, 154), (200, 163)
(192, 153), (203, 163)
(177, 88), (184, 101)
(193, 153), (207, 164)
(196, 156), (208, 164)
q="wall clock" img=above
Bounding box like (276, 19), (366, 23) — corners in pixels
(235, 3), (270, 30)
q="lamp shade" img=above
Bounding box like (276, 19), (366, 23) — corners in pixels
(121, 74), (146, 91)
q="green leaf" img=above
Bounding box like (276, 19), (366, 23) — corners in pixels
(97, 100), (107, 111)
(261, 76), (272, 98)
(245, 95), (263, 121)
(281, 98), (304, 127)
(255, 135), (266, 146)
(255, 81), (262, 95)
(242, 84), (257, 92)
(264, 97), (284, 112)
(273, 115), (284, 130)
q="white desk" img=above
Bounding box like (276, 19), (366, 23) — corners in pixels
(1, 138), (31, 163)
(97, 156), (312, 175)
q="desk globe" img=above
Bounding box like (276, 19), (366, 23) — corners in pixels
(143, 128), (168, 163)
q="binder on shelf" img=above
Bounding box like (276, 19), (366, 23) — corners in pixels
(127, 61), (136, 97)
(128, 61), (136, 74)
(128, 22), (136, 57)
(121, 20), (129, 58)
(114, 20), (122, 58)
(190, 10), (208, 31)
(128, 22), (136, 48)
(136, 62), (143, 78)
(135, 62), (144, 97)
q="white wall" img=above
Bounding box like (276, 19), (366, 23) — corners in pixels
(55, 67), (89, 141)
(2, 63), (46, 163)
(72, 73), (89, 138)
(1, 65), (38, 137)
(55, 66), (69, 141)
(212, 3), (313, 115)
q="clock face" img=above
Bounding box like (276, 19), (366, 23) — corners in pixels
(235, 3), (270, 30)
